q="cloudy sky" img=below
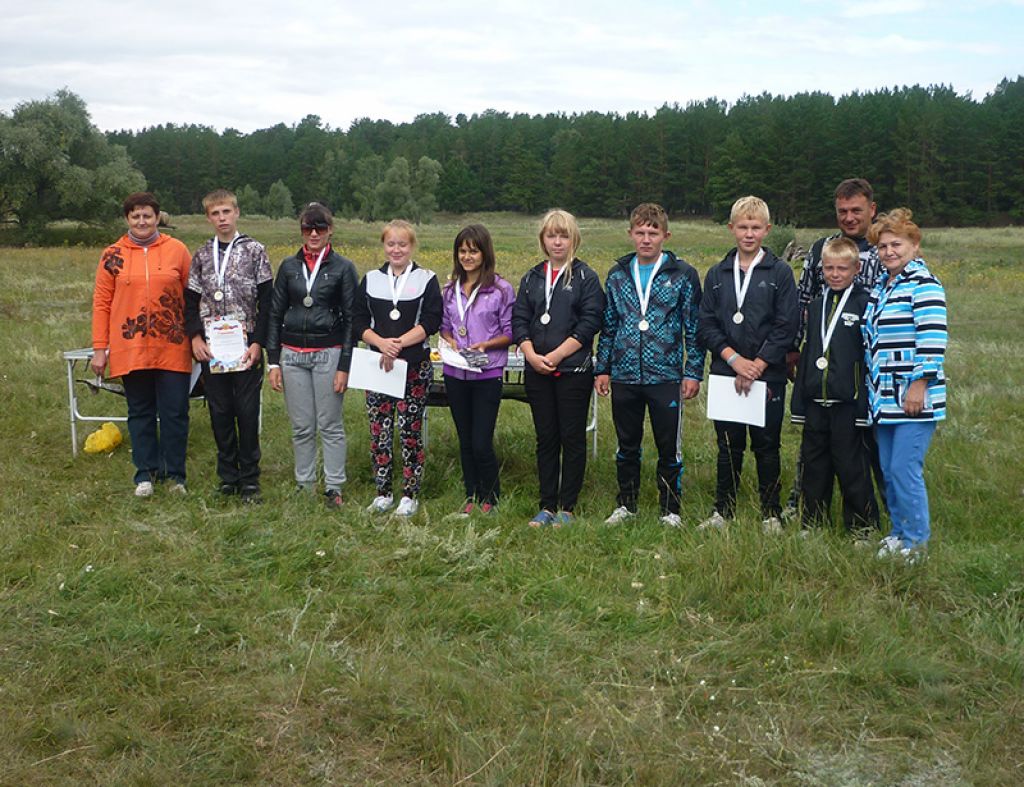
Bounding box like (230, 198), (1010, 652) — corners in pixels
(1, 0), (1020, 133)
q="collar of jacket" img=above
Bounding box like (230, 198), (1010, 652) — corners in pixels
(614, 249), (683, 272)
(527, 257), (584, 278)
(377, 260), (421, 274)
(121, 232), (173, 250)
(720, 247), (783, 271)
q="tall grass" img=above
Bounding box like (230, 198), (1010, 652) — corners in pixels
(0, 215), (1022, 783)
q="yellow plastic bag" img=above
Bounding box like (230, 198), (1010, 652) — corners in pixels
(83, 422), (123, 454)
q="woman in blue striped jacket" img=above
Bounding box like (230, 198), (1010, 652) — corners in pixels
(862, 209), (947, 560)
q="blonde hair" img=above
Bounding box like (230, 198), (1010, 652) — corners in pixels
(538, 209), (581, 285)
(729, 195), (771, 225)
(381, 219), (417, 246)
(867, 208), (921, 246)
(202, 189), (238, 213)
(821, 236), (860, 268)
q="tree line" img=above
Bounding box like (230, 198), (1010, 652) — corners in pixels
(2, 79), (1022, 234)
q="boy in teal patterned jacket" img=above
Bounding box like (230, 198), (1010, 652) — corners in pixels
(595, 203), (704, 527)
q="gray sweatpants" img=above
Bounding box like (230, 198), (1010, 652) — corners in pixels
(281, 347), (347, 490)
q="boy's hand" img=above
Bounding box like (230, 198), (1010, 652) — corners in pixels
(786, 351), (800, 381)
(732, 357), (762, 381)
(734, 375), (754, 396)
(192, 335), (212, 362)
(681, 379), (700, 400)
(594, 374), (611, 396)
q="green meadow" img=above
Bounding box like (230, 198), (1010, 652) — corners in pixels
(1, 214), (1022, 784)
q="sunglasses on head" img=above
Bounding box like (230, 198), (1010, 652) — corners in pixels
(301, 220), (330, 233)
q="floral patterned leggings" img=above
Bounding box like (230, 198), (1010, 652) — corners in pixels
(365, 359), (432, 498)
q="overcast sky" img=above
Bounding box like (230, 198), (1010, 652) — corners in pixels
(2, 0), (1020, 133)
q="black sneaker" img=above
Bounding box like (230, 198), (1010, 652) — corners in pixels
(219, 482), (238, 496)
(240, 485), (262, 504)
(324, 489), (344, 508)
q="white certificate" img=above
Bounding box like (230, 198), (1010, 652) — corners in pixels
(206, 317), (248, 374)
(438, 339), (481, 373)
(348, 347), (408, 398)
(706, 374), (766, 427)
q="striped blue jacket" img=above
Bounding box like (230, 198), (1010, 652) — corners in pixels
(862, 258), (947, 424)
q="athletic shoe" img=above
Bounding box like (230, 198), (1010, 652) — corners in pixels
(169, 482), (187, 495)
(876, 535), (903, 558)
(394, 496), (419, 517)
(698, 510), (727, 531)
(240, 485), (262, 504)
(324, 489), (343, 508)
(134, 481), (154, 498)
(218, 482), (238, 496)
(660, 513), (683, 528)
(604, 506), (636, 525)
(554, 510), (574, 527)
(366, 494), (394, 513)
(761, 516), (783, 535)
(479, 502), (495, 515)
(453, 501), (475, 518)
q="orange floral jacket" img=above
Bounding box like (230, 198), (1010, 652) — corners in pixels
(92, 233), (192, 377)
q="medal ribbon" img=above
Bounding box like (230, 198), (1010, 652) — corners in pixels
(455, 280), (481, 333)
(820, 284), (854, 360)
(543, 262), (565, 317)
(388, 265), (412, 312)
(301, 246), (328, 300)
(732, 248), (764, 316)
(212, 232), (240, 292)
(631, 253), (664, 322)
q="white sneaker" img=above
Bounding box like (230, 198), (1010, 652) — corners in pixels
(170, 482), (187, 495)
(366, 494), (394, 513)
(134, 481), (154, 498)
(394, 496), (419, 517)
(876, 535), (903, 558)
(698, 510), (727, 531)
(604, 506), (635, 525)
(761, 516), (783, 535)
(660, 513), (682, 528)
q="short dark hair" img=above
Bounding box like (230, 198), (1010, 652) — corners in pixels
(299, 202), (333, 227)
(122, 192), (160, 217)
(451, 224), (497, 290)
(834, 178), (873, 203)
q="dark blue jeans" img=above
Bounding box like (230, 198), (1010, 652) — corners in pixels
(122, 369), (191, 484)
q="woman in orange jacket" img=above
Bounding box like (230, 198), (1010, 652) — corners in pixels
(91, 192), (193, 497)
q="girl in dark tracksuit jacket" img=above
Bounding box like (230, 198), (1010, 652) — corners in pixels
(511, 209), (605, 527)
(698, 223), (798, 524)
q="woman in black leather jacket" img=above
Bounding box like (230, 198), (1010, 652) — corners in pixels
(266, 203), (359, 507)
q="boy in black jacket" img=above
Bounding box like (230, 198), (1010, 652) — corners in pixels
(790, 237), (879, 535)
(697, 196), (798, 531)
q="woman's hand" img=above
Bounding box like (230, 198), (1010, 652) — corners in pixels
(333, 370), (349, 394)
(90, 348), (108, 377)
(903, 378), (928, 416)
(244, 343), (262, 369)
(268, 367), (283, 392)
(594, 374), (611, 397)
(731, 356), (762, 381)
(378, 354), (395, 373)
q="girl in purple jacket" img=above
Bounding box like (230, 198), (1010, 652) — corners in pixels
(439, 224), (515, 515)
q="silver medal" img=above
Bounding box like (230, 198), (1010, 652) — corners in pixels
(733, 312), (744, 325)
(302, 295), (314, 308)
(389, 308), (401, 320)
(540, 312), (551, 325)
(815, 356), (828, 370)
(213, 290), (224, 302)
(638, 318), (650, 332)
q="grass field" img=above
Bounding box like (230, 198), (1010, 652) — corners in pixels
(1, 213), (1023, 784)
